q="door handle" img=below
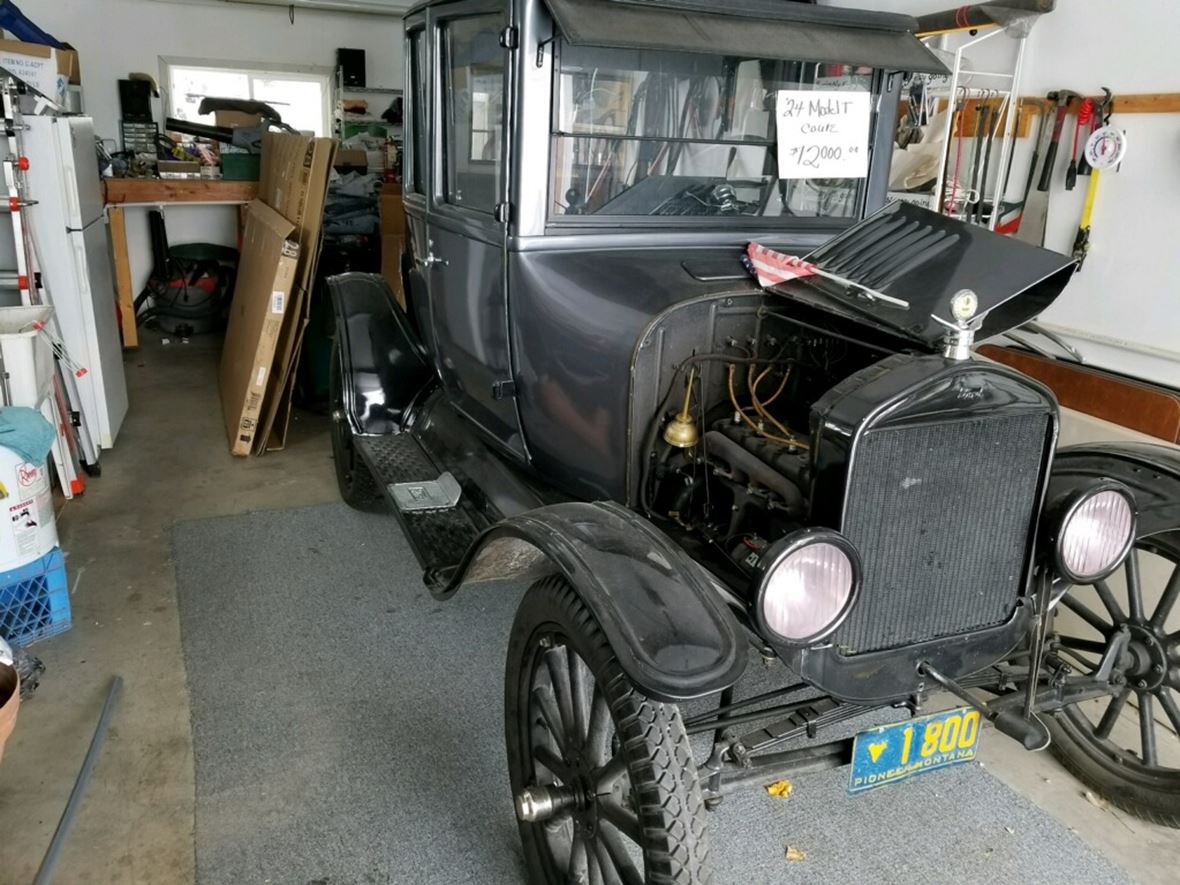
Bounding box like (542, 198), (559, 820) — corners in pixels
(417, 252), (447, 269)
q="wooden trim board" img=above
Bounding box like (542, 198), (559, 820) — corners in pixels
(978, 345), (1180, 443)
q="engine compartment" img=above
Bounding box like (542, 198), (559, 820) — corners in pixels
(634, 292), (905, 601)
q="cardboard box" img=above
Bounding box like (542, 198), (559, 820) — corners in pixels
(0, 664), (18, 765)
(0, 39), (81, 105)
(379, 184), (405, 237)
(254, 132), (336, 452)
(381, 235), (406, 310)
(333, 148), (368, 171)
(215, 110), (263, 129)
(219, 200), (300, 456)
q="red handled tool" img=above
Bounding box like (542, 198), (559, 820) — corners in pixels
(1064, 98), (1092, 191)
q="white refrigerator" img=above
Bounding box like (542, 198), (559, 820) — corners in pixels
(23, 115), (127, 456)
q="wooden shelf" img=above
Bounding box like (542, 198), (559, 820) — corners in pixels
(103, 178), (259, 205)
(339, 85), (402, 95)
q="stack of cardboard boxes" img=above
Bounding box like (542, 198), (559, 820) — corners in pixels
(219, 132), (335, 455)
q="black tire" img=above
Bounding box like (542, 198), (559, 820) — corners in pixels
(506, 576), (713, 884)
(328, 339), (385, 512)
(1043, 532), (1180, 828)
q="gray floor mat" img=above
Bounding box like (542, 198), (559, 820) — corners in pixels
(174, 504), (1132, 885)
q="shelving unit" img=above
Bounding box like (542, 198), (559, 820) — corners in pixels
(333, 69), (403, 155)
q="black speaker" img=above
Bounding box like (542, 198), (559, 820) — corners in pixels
(118, 79), (153, 120)
(337, 48), (365, 88)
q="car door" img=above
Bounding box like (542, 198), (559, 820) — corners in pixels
(423, 0), (524, 457)
(402, 13), (434, 358)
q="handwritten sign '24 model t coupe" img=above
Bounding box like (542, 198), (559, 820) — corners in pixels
(329, 0), (1180, 880)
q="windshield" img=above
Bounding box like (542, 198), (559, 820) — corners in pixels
(550, 43), (876, 222)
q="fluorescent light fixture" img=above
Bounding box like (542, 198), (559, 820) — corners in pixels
(223, 0), (415, 15)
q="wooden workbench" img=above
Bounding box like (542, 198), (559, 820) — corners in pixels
(104, 179), (259, 347)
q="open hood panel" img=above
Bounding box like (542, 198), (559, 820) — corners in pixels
(770, 202), (1077, 349)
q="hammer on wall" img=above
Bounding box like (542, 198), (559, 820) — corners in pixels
(1036, 90), (1080, 191)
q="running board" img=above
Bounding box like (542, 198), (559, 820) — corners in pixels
(354, 434), (485, 587)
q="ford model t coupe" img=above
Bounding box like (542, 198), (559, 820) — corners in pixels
(329, 0), (1180, 880)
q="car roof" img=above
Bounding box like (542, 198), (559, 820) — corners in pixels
(403, 0), (918, 34)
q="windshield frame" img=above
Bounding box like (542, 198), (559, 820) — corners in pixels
(542, 38), (890, 233)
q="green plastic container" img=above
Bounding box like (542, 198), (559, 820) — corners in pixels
(220, 153), (261, 181)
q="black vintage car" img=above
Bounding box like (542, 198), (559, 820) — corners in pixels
(329, 0), (1180, 881)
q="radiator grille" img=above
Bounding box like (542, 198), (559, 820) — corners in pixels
(832, 412), (1049, 654)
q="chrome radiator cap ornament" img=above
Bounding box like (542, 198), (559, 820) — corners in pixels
(932, 289), (985, 360)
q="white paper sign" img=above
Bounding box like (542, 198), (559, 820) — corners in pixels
(775, 90), (871, 180)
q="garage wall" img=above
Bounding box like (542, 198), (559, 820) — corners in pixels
(824, 0), (1180, 388)
(21, 0), (404, 296)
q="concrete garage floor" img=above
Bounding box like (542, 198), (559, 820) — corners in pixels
(0, 336), (1176, 883)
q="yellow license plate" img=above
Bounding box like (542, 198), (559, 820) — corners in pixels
(848, 706), (981, 795)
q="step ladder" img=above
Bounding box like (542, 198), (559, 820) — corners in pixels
(0, 75), (89, 498)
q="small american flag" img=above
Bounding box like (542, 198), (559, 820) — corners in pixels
(744, 242), (818, 288)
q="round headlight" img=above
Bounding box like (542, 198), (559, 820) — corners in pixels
(1056, 486), (1135, 583)
(756, 530), (860, 644)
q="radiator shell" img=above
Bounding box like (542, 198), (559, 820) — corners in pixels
(809, 353), (1057, 656)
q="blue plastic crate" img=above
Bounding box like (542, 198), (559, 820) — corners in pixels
(0, 547), (70, 646)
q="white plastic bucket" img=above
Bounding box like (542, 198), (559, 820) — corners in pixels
(0, 305), (55, 409)
(0, 444), (57, 573)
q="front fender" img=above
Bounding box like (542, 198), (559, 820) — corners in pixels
(328, 272), (434, 435)
(1050, 442), (1180, 538)
(439, 501), (747, 702)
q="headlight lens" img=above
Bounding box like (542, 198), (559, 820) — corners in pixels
(758, 533), (859, 644)
(1057, 487), (1134, 582)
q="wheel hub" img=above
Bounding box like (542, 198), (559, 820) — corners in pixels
(516, 784), (579, 823)
(1123, 624), (1169, 691)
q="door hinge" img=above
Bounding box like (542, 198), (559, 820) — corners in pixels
(494, 201), (512, 224)
(491, 380), (517, 400)
(499, 26), (518, 50)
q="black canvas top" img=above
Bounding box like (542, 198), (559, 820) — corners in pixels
(544, 0), (948, 73)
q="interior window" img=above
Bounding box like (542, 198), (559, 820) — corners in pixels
(550, 44), (873, 221)
(441, 14), (504, 213)
(165, 62), (330, 136)
(407, 29), (427, 194)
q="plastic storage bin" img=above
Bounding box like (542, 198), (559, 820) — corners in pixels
(0, 305), (55, 408)
(0, 547), (69, 646)
(0, 446), (57, 573)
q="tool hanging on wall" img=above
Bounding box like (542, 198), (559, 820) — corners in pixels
(975, 94), (1004, 224)
(1072, 90), (1123, 271)
(995, 101), (1050, 235)
(1036, 89), (1080, 191)
(1074, 88), (1109, 177)
(1064, 98), (1093, 190)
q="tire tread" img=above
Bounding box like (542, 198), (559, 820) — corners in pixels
(509, 576), (714, 884)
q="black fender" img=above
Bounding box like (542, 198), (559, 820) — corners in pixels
(327, 272), (434, 435)
(439, 501), (747, 703)
(1050, 442), (1180, 538)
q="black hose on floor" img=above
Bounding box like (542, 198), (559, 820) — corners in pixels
(33, 675), (123, 885)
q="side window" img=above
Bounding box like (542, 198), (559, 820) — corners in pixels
(406, 29), (426, 194)
(441, 14), (504, 213)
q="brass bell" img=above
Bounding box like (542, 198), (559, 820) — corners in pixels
(663, 368), (699, 449)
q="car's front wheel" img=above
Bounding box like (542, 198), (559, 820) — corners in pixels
(1045, 531), (1180, 827)
(506, 575), (714, 884)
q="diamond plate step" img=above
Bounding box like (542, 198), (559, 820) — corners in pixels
(355, 434), (484, 582)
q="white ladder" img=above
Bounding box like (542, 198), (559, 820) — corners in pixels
(0, 75), (89, 498)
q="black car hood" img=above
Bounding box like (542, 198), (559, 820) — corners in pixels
(769, 202), (1077, 349)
